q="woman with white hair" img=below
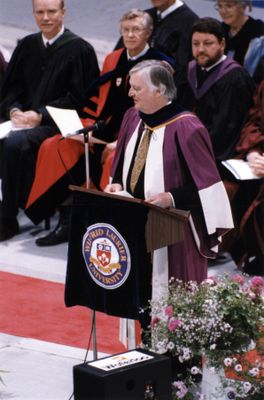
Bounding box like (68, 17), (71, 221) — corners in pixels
(215, 0), (263, 65)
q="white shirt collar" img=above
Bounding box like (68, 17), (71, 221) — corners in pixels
(42, 25), (65, 47)
(159, 0), (184, 20)
(127, 44), (149, 61)
(203, 55), (227, 72)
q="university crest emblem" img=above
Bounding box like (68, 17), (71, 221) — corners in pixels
(82, 223), (131, 290)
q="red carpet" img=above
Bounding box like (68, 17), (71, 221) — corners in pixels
(0, 271), (127, 354)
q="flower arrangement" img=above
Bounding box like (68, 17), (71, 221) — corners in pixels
(144, 274), (264, 399)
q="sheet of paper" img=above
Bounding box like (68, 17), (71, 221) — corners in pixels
(112, 190), (134, 198)
(46, 106), (83, 137)
(0, 120), (12, 139)
(222, 159), (261, 180)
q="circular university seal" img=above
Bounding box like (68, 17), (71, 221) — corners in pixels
(82, 223), (131, 290)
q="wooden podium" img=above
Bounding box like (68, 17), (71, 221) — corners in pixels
(65, 186), (189, 320)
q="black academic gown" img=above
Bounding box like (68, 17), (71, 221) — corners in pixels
(147, 4), (198, 84)
(0, 29), (99, 221)
(222, 16), (264, 66)
(178, 62), (255, 177)
(0, 29), (99, 122)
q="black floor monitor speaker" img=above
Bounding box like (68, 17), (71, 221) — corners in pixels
(73, 348), (172, 400)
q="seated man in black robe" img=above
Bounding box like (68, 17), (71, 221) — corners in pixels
(178, 17), (255, 177)
(177, 17), (255, 264)
(0, 0), (99, 241)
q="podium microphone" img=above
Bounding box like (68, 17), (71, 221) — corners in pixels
(64, 120), (105, 137)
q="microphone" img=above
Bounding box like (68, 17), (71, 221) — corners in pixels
(64, 120), (105, 137)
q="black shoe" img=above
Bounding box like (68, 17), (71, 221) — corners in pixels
(243, 255), (264, 276)
(0, 219), (19, 242)
(35, 222), (69, 246)
(208, 252), (232, 267)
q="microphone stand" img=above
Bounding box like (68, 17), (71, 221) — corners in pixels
(83, 131), (98, 361)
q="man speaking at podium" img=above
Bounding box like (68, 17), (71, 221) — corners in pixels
(105, 59), (233, 297)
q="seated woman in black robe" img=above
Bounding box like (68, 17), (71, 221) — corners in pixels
(215, 0), (264, 66)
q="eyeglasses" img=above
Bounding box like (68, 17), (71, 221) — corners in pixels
(121, 27), (146, 36)
(215, 2), (238, 11)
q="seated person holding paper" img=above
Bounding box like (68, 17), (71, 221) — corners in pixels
(24, 9), (175, 247)
(228, 74), (264, 275)
(105, 59), (233, 286)
(0, 0), (99, 241)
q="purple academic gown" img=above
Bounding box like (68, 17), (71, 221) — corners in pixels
(111, 107), (233, 283)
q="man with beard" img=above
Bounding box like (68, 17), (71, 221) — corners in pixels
(178, 17), (255, 263)
(178, 17), (255, 177)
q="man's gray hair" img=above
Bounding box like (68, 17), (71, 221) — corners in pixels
(129, 59), (177, 101)
(120, 9), (154, 32)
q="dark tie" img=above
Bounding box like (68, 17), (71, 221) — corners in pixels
(197, 68), (208, 87)
(156, 11), (162, 23)
(130, 127), (152, 193)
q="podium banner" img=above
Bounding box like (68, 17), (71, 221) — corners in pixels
(65, 190), (152, 320)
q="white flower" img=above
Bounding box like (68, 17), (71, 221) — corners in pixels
(243, 381), (252, 393)
(235, 364), (242, 372)
(182, 347), (192, 360)
(249, 367), (259, 377)
(209, 344), (216, 350)
(167, 341), (175, 351)
(224, 357), (233, 367)
(155, 341), (167, 354)
(190, 366), (201, 375)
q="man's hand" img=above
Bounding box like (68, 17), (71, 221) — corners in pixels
(10, 109), (30, 128)
(145, 192), (173, 208)
(23, 110), (42, 127)
(10, 109), (42, 128)
(101, 140), (117, 163)
(104, 183), (123, 193)
(247, 152), (264, 177)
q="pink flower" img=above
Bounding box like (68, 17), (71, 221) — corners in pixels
(151, 316), (160, 327)
(168, 317), (181, 332)
(204, 277), (217, 286)
(251, 276), (264, 287)
(172, 381), (188, 399)
(247, 290), (256, 300)
(232, 274), (245, 285)
(165, 305), (174, 318)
